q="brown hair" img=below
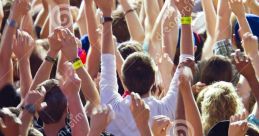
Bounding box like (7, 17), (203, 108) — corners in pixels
(200, 55), (233, 85)
(38, 79), (67, 124)
(122, 52), (156, 96)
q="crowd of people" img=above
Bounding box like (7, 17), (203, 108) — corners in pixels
(0, 0), (259, 135)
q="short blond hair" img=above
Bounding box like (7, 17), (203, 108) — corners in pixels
(201, 81), (243, 135)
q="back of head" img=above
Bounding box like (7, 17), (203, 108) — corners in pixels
(201, 81), (243, 135)
(201, 55), (233, 85)
(118, 41), (143, 59)
(122, 52), (156, 96)
(112, 7), (130, 43)
(38, 79), (67, 124)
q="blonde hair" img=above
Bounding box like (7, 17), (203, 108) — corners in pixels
(201, 81), (243, 135)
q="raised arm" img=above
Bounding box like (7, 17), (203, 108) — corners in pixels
(60, 62), (90, 136)
(178, 65), (203, 136)
(174, 0), (194, 56)
(89, 105), (113, 136)
(242, 33), (259, 79)
(29, 28), (62, 90)
(161, 0), (179, 60)
(19, 88), (46, 136)
(232, 50), (259, 119)
(215, 0), (232, 41)
(143, 0), (160, 34)
(76, 1), (88, 36)
(201, 0), (217, 59)
(95, 0), (123, 106)
(20, 12), (36, 38)
(34, 0), (49, 32)
(13, 31), (34, 98)
(59, 28), (100, 114)
(0, 0), (29, 89)
(130, 92), (153, 136)
(229, 0), (252, 38)
(84, 0), (102, 78)
(118, 0), (145, 43)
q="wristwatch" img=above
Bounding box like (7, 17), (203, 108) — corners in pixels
(22, 104), (36, 115)
(100, 16), (113, 24)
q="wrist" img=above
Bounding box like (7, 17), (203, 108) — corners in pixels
(102, 10), (112, 17)
(66, 93), (80, 104)
(47, 50), (58, 58)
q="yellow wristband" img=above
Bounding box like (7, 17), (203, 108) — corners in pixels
(73, 59), (84, 70)
(181, 17), (192, 25)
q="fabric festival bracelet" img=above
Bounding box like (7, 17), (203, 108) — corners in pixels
(181, 17), (192, 25)
(45, 55), (56, 64)
(72, 58), (84, 70)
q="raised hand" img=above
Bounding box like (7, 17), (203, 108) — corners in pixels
(59, 28), (79, 61)
(130, 92), (150, 130)
(24, 86), (46, 111)
(242, 32), (259, 59)
(13, 30), (35, 60)
(152, 115), (171, 136)
(60, 62), (81, 97)
(173, 0), (194, 16)
(231, 49), (256, 79)
(48, 27), (63, 54)
(90, 105), (113, 135)
(228, 111), (248, 136)
(94, 0), (115, 16)
(228, 0), (246, 18)
(10, 0), (30, 20)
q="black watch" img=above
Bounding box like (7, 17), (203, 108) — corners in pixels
(100, 16), (113, 24)
(22, 104), (36, 115)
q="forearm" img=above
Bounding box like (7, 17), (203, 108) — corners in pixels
(181, 83), (203, 136)
(19, 111), (33, 136)
(119, 0), (145, 43)
(201, 0), (216, 37)
(138, 125), (153, 136)
(175, 92), (185, 120)
(40, 17), (49, 39)
(21, 13), (36, 39)
(84, 0), (101, 78)
(34, 9), (49, 28)
(85, 1), (101, 44)
(48, 3), (59, 33)
(102, 22), (115, 54)
(181, 25), (194, 56)
(77, 1), (88, 36)
(236, 16), (252, 38)
(68, 94), (90, 136)
(76, 66), (100, 112)
(30, 51), (57, 90)
(87, 47), (101, 79)
(215, 0), (232, 41)
(162, 1), (178, 60)
(18, 59), (32, 98)
(143, 0), (160, 33)
(0, 11), (22, 89)
(250, 54), (259, 79)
